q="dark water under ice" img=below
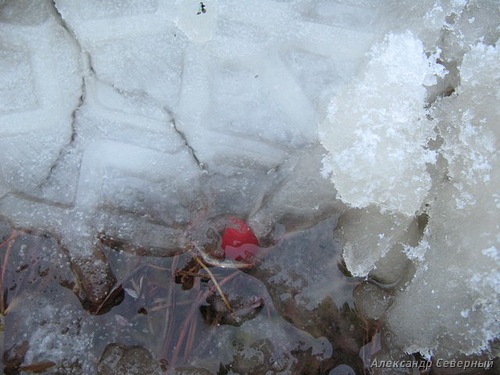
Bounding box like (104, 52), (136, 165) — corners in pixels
(0, 216), (377, 374)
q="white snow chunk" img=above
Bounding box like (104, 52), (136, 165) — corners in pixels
(320, 32), (443, 216)
(387, 42), (500, 357)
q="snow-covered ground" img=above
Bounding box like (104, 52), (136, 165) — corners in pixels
(0, 0), (499, 373)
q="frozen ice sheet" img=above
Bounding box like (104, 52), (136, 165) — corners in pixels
(1, 0), (499, 367)
(0, 2), (81, 196)
(1, 0), (379, 308)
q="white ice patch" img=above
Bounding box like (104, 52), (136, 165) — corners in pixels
(437, 43), (499, 209)
(319, 32), (444, 216)
(0, 10), (81, 196)
(386, 42), (500, 357)
(175, 0), (218, 43)
(403, 234), (430, 263)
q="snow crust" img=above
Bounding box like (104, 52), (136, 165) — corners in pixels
(320, 32), (443, 216)
(387, 42), (500, 357)
(319, 0), (500, 359)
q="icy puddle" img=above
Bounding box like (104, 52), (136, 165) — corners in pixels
(1, 0), (500, 374)
(1, 217), (370, 374)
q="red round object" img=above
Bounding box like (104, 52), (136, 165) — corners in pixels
(221, 217), (260, 263)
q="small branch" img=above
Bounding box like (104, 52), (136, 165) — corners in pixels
(194, 256), (233, 313)
(1, 231), (20, 315)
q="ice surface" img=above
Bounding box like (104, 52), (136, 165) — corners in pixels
(1, 0), (499, 369)
(318, 0), (500, 361)
(256, 217), (352, 310)
(336, 206), (416, 278)
(386, 42), (500, 357)
(0, 1), (81, 196)
(320, 31), (443, 216)
(380, 0), (468, 46)
(340, 38), (499, 363)
(1, 232), (98, 373)
(1, 0), (377, 304)
(1, 225), (340, 373)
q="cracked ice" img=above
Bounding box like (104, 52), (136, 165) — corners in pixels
(0, 0), (499, 362)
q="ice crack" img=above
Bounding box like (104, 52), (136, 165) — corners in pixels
(39, 77), (85, 190)
(37, 1), (86, 188)
(52, 0), (84, 53)
(169, 115), (207, 172)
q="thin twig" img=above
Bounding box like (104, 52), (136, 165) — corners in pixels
(171, 288), (203, 368)
(162, 254), (179, 356)
(194, 256), (233, 313)
(169, 270), (240, 367)
(190, 241), (252, 269)
(0, 232), (18, 314)
(150, 299), (192, 312)
(185, 306), (198, 358)
(94, 284), (124, 315)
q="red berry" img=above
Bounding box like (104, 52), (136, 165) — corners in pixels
(221, 217), (260, 264)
